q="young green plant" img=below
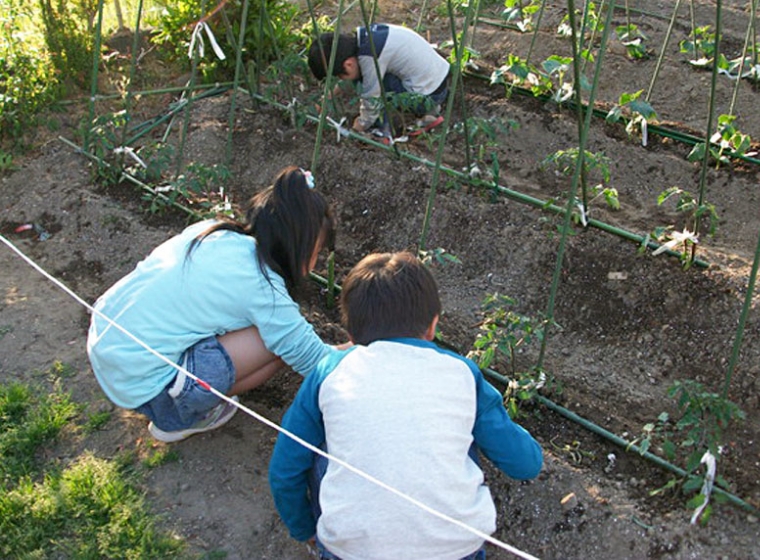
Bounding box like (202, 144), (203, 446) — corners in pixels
(629, 379), (745, 523)
(82, 111), (129, 186)
(451, 115), (518, 183)
(650, 186), (718, 267)
(143, 161), (232, 216)
(542, 147), (619, 225)
(419, 247), (462, 267)
(687, 114), (752, 169)
(468, 293), (555, 418)
(490, 54), (553, 98)
(680, 25), (726, 68)
(605, 90), (657, 146)
(615, 23), (649, 59)
(502, 0), (542, 32)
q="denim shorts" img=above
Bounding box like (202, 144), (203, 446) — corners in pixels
(134, 336), (235, 431)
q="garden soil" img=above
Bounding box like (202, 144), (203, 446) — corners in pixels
(1, 1), (760, 558)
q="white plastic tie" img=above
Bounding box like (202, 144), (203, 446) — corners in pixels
(641, 118), (648, 147)
(652, 228), (698, 256)
(576, 201), (588, 227)
(326, 116), (350, 142)
(113, 146), (148, 169)
(189, 21), (226, 61)
(690, 450), (716, 524)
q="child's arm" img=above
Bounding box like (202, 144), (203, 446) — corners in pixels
(471, 371), (543, 480)
(248, 272), (330, 376)
(354, 96), (383, 131)
(268, 373), (326, 541)
(354, 56), (384, 130)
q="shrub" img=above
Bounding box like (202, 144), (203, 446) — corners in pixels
(152, 0), (301, 82)
(0, 1), (61, 142)
(38, 0), (99, 90)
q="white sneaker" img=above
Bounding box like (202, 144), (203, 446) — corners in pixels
(418, 114), (444, 129)
(148, 396), (239, 443)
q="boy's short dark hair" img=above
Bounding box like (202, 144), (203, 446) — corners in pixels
(340, 252), (441, 345)
(308, 32), (358, 80)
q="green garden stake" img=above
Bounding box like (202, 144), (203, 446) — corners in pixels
(327, 251), (336, 309)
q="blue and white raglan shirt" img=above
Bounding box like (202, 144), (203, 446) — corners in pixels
(269, 338), (543, 560)
(87, 220), (330, 409)
(355, 24), (451, 129)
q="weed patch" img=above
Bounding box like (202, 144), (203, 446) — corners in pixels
(0, 377), (186, 559)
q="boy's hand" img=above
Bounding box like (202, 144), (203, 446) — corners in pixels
(352, 117), (369, 132)
(332, 83), (349, 98)
(306, 537), (318, 557)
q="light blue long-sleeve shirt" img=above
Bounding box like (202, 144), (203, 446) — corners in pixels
(87, 220), (329, 409)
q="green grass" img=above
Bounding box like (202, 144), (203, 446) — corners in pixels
(0, 376), (187, 559)
(142, 447), (180, 469)
(0, 380), (79, 481)
(84, 409), (113, 432)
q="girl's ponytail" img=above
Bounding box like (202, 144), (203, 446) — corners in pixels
(187, 166), (334, 291)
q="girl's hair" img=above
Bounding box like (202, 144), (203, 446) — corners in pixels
(188, 166), (335, 291)
(340, 252), (441, 345)
(308, 32), (357, 80)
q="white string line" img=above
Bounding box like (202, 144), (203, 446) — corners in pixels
(0, 233), (539, 560)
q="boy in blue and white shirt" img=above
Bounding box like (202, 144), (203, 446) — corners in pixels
(308, 24), (451, 134)
(269, 252), (542, 560)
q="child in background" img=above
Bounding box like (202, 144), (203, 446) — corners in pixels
(269, 251), (542, 560)
(308, 23), (450, 136)
(87, 166), (339, 443)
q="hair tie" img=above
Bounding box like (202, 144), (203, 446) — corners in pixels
(300, 168), (316, 189)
